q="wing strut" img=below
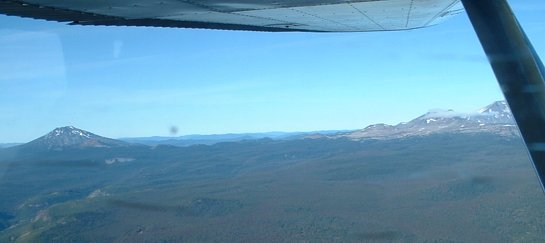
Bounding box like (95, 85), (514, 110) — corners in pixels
(461, 0), (545, 190)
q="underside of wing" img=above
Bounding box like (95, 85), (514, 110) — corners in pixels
(0, 0), (463, 32)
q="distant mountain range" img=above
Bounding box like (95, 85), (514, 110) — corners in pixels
(321, 100), (519, 140)
(0, 101), (519, 151)
(119, 101), (519, 146)
(120, 130), (347, 146)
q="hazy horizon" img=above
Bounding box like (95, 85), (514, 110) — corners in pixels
(0, 100), (505, 144)
(1, 99), (506, 143)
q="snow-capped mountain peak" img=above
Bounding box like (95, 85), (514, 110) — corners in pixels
(45, 126), (92, 139)
(478, 100), (510, 114)
(23, 126), (128, 150)
(475, 100), (513, 123)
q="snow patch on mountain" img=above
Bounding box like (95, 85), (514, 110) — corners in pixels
(105, 157), (135, 165)
(45, 126), (92, 139)
(421, 109), (470, 119)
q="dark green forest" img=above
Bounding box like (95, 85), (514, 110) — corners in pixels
(0, 134), (544, 242)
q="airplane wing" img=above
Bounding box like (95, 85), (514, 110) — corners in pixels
(0, 0), (462, 32)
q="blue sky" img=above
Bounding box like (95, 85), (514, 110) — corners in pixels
(1, 1), (544, 142)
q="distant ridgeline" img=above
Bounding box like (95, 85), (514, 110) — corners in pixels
(326, 100), (518, 140)
(0, 100), (518, 151)
(0, 100), (518, 152)
(121, 100), (519, 146)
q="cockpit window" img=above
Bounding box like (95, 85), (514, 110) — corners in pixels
(0, 1), (544, 241)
